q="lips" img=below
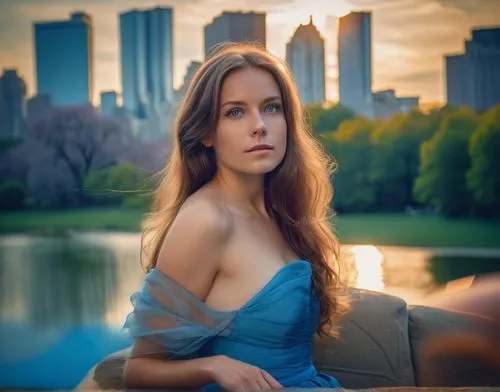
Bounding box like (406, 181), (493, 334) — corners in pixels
(247, 144), (273, 152)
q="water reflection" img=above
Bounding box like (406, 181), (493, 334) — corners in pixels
(0, 236), (120, 327)
(428, 255), (500, 286)
(341, 244), (500, 304)
(0, 234), (142, 389)
(345, 245), (385, 291)
(1, 233), (499, 389)
(2, 233), (499, 327)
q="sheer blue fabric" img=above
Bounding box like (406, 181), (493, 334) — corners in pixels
(122, 260), (341, 390)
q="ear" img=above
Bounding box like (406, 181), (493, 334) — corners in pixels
(201, 133), (213, 148)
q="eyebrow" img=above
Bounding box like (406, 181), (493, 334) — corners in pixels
(220, 96), (282, 109)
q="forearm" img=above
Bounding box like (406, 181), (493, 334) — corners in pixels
(123, 355), (218, 389)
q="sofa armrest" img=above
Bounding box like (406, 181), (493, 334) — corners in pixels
(409, 305), (499, 387)
(313, 288), (415, 389)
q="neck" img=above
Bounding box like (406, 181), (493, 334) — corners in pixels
(212, 169), (267, 215)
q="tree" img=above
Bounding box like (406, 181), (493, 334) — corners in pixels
(467, 105), (500, 216)
(0, 181), (25, 210)
(0, 143), (29, 186)
(306, 103), (356, 134)
(325, 118), (377, 212)
(370, 110), (440, 210)
(84, 161), (153, 208)
(26, 105), (132, 207)
(414, 107), (478, 216)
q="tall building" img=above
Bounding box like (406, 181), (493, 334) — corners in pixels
(120, 7), (174, 119)
(100, 91), (118, 116)
(445, 55), (470, 108)
(204, 12), (266, 58)
(338, 11), (373, 118)
(0, 69), (26, 140)
(174, 61), (202, 103)
(445, 27), (500, 112)
(27, 94), (52, 125)
(286, 16), (326, 105)
(34, 12), (93, 106)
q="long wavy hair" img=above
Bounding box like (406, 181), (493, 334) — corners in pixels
(141, 43), (349, 337)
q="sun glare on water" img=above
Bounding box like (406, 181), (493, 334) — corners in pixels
(349, 245), (385, 291)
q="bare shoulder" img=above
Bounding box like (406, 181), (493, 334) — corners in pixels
(155, 192), (233, 301)
(128, 195), (232, 362)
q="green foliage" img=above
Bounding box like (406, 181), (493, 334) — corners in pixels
(428, 255), (500, 285)
(327, 118), (377, 211)
(306, 103), (356, 134)
(83, 161), (153, 209)
(370, 111), (438, 210)
(0, 181), (26, 210)
(414, 107), (478, 216)
(3, 100), (498, 219)
(466, 106), (500, 215)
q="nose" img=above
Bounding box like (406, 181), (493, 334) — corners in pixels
(252, 112), (267, 136)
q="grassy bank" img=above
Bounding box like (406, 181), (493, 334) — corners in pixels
(1, 208), (499, 249)
(0, 208), (145, 233)
(334, 213), (500, 249)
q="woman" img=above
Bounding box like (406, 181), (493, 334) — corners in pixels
(122, 43), (349, 391)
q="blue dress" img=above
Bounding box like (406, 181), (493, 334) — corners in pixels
(122, 259), (341, 390)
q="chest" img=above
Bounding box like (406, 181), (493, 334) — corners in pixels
(204, 215), (300, 312)
(225, 214), (298, 270)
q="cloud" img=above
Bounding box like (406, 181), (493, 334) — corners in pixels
(375, 69), (443, 101)
(390, 69), (441, 85)
(434, 0), (500, 13)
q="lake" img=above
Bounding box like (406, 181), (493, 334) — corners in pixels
(1, 232), (499, 389)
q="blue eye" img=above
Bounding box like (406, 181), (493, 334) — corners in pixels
(226, 108), (243, 118)
(264, 103), (281, 113)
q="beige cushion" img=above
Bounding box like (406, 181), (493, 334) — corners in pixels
(408, 305), (500, 387)
(313, 288), (415, 389)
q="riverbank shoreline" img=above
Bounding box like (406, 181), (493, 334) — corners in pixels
(1, 208), (500, 249)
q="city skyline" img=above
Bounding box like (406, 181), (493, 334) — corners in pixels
(1, 0), (500, 105)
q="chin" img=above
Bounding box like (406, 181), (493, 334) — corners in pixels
(247, 160), (282, 175)
(232, 164), (277, 177)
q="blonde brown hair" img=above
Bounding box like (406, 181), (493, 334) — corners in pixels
(141, 43), (348, 337)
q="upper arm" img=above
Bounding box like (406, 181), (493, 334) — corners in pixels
(128, 197), (232, 360)
(155, 197), (232, 302)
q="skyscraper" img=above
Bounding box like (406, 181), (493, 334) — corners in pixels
(204, 12), (266, 58)
(27, 94), (52, 125)
(100, 91), (118, 117)
(445, 27), (500, 112)
(0, 69), (26, 140)
(34, 12), (93, 106)
(175, 61), (202, 103)
(120, 7), (174, 119)
(286, 16), (326, 105)
(338, 11), (372, 118)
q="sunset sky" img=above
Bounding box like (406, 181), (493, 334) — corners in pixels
(0, 0), (499, 105)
